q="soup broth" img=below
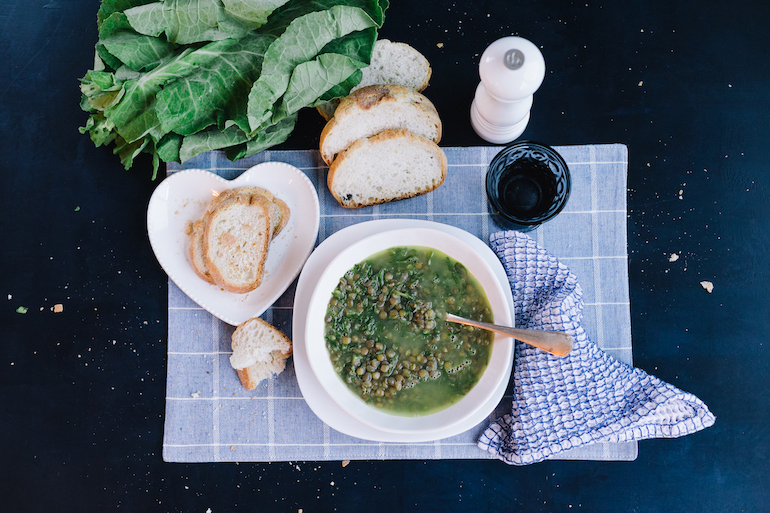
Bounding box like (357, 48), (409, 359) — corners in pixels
(324, 246), (494, 415)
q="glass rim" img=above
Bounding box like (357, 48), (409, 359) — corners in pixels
(486, 141), (571, 226)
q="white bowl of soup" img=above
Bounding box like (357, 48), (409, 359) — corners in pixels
(305, 227), (514, 435)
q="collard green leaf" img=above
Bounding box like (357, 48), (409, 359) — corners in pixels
(98, 12), (177, 71)
(156, 133), (183, 163)
(263, 0), (384, 36)
(178, 125), (250, 162)
(225, 114), (297, 161)
(278, 53), (363, 117)
(95, 42), (125, 71)
(113, 133), (150, 169)
(106, 47), (201, 143)
(222, 0), (290, 28)
(80, 70), (125, 111)
(124, 0), (253, 44)
(97, 0), (156, 28)
(317, 68), (361, 102)
(319, 24), (376, 62)
(155, 32), (275, 136)
(79, 113), (118, 147)
(246, 4), (378, 132)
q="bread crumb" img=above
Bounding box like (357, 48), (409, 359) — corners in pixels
(700, 281), (714, 293)
(230, 446), (236, 451)
(668, 253), (679, 262)
(53, 304), (64, 313)
(437, 42), (444, 48)
(341, 460), (350, 467)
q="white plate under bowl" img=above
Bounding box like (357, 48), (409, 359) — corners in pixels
(305, 227), (513, 435)
(147, 162), (319, 326)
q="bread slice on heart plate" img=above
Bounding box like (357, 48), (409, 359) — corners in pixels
(188, 187), (290, 289)
(327, 128), (447, 209)
(320, 84), (442, 166)
(203, 195), (273, 294)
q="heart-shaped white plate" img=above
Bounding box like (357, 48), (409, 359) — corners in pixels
(147, 162), (320, 326)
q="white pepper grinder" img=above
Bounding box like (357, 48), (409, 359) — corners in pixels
(470, 36), (546, 144)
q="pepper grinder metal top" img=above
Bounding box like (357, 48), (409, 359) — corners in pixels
(470, 36), (546, 144)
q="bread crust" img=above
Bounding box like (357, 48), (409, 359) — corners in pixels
(319, 84), (442, 166)
(327, 128), (447, 209)
(203, 195), (272, 294)
(188, 219), (215, 284)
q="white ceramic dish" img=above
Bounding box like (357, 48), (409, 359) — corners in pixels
(293, 220), (514, 442)
(304, 226), (514, 435)
(147, 162), (319, 326)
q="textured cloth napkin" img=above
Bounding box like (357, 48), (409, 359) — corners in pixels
(477, 231), (716, 465)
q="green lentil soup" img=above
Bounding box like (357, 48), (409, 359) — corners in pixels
(324, 246), (494, 415)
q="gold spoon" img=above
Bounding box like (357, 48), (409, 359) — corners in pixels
(444, 313), (573, 357)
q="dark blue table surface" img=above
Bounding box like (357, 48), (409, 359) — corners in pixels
(2, 1), (768, 511)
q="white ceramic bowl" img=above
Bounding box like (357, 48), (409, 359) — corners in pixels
(305, 227), (514, 435)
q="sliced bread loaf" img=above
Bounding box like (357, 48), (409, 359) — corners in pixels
(230, 318), (293, 391)
(319, 84), (442, 166)
(316, 39), (432, 120)
(203, 195), (272, 293)
(360, 39), (432, 92)
(327, 129), (447, 208)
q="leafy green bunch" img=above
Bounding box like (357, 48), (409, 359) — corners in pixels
(79, 0), (389, 178)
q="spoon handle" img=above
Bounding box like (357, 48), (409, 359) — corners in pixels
(445, 313), (573, 357)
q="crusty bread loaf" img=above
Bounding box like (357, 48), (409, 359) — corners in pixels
(316, 39), (432, 120)
(230, 317), (293, 391)
(319, 84), (441, 166)
(203, 195), (272, 293)
(327, 129), (447, 208)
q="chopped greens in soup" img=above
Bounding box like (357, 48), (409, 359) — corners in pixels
(324, 246), (494, 415)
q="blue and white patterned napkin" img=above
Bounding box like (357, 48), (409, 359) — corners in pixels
(478, 231), (716, 465)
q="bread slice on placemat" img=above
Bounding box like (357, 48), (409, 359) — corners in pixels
(230, 318), (293, 391)
(320, 84), (441, 166)
(327, 128), (447, 209)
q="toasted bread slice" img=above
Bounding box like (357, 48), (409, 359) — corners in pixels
(230, 318), (293, 391)
(327, 129), (447, 209)
(188, 219), (215, 284)
(207, 186), (289, 238)
(319, 84), (442, 166)
(203, 195), (272, 293)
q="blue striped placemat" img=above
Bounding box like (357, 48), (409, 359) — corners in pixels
(162, 144), (637, 462)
